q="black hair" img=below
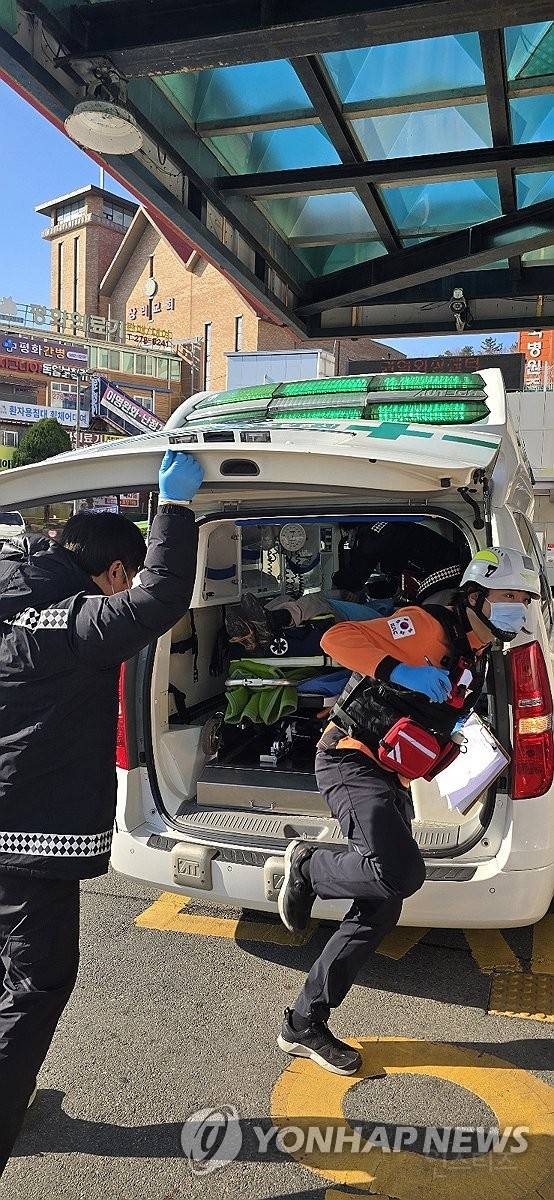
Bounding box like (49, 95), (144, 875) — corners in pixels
(60, 511), (146, 577)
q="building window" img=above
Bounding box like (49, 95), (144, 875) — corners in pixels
(103, 201), (133, 229)
(56, 242), (63, 312)
(98, 348), (109, 369)
(54, 200), (86, 225)
(72, 236), (79, 315)
(135, 354), (147, 374)
(50, 381), (79, 410)
(234, 315), (243, 352)
(121, 351), (134, 373)
(170, 360), (181, 381)
(1, 430), (18, 448)
(109, 349), (120, 371)
(203, 322), (212, 390)
(133, 394), (153, 411)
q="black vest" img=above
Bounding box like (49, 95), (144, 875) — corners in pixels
(331, 605), (487, 757)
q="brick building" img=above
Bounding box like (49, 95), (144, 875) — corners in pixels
(13, 181), (402, 441)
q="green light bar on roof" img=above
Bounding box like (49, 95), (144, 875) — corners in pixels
(364, 401), (489, 424)
(192, 373), (485, 413)
(372, 373), (483, 391)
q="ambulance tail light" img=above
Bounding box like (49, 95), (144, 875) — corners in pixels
(116, 664), (130, 770)
(511, 641), (554, 799)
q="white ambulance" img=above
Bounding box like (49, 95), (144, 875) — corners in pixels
(1, 369), (553, 927)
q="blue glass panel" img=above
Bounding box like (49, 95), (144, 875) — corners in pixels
(160, 61), (313, 123)
(381, 177), (501, 235)
(296, 240), (386, 276)
(207, 124), (339, 175)
(516, 171), (554, 207)
(258, 192), (376, 240)
(522, 245), (554, 264)
(352, 103), (492, 159)
(505, 22), (554, 80)
(511, 96), (554, 144)
(323, 34), (484, 104)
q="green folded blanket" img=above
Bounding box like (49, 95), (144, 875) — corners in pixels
(224, 659), (320, 726)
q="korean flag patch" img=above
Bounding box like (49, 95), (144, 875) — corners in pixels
(388, 615), (416, 640)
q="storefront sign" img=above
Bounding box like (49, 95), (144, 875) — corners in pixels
(126, 321), (173, 349)
(518, 330), (554, 390)
(91, 376), (163, 434)
(119, 492), (140, 508)
(69, 430), (124, 449)
(0, 445), (16, 471)
(0, 354), (89, 382)
(0, 299), (125, 344)
(1, 332), (87, 365)
(0, 400), (89, 428)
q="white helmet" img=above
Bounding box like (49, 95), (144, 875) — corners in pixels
(460, 547), (541, 598)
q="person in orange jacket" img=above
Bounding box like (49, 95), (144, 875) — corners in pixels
(276, 548), (540, 1075)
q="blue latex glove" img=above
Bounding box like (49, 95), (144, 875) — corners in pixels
(390, 663), (452, 703)
(159, 450), (204, 502)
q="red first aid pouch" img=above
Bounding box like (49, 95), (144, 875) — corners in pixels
(378, 718), (461, 782)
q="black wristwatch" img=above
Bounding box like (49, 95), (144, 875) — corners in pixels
(158, 501), (190, 514)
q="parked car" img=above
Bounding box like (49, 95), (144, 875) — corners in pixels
(1, 369), (553, 927)
(0, 510), (25, 543)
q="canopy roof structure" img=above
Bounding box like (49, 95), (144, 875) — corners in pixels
(1, 1), (554, 337)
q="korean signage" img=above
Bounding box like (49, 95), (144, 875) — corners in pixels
(0, 353), (89, 383)
(69, 430), (124, 449)
(0, 445), (16, 471)
(518, 330), (554, 390)
(91, 376), (163, 434)
(0, 400), (89, 428)
(1, 333), (88, 365)
(0, 300), (125, 344)
(126, 321), (174, 350)
(128, 298), (175, 320)
(349, 354), (525, 392)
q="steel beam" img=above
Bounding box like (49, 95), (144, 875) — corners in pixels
(66, 1), (554, 76)
(216, 141), (554, 196)
(297, 198), (554, 313)
(291, 56), (401, 252)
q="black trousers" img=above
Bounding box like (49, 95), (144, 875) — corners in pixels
(294, 744), (426, 1022)
(0, 871), (80, 1175)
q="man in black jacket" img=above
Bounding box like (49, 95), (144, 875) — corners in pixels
(0, 449), (203, 1174)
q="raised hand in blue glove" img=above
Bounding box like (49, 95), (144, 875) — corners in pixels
(159, 450), (204, 503)
(390, 662), (452, 703)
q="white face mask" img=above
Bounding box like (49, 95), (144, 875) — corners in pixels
(488, 601), (528, 635)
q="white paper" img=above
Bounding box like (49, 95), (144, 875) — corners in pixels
(434, 713), (510, 813)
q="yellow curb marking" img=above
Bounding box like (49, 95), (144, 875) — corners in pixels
(135, 891), (316, 946)
(463, 928), (522, 974)
(531, 915), (554, 975)
(488, 972), (554, 1023)
(375, 927), (428, 960)
(271, 1036), (553, 1199)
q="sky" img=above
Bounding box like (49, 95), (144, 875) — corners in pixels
(0, 79), (516, 356)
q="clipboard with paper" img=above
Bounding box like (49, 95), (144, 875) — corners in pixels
(434, 712), (511, 813)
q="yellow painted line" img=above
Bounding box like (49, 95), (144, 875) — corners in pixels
(376, 926), (428, 960)
(135, 891), (315, 946)
(463, 928), (522, 974)
(489, 972), (554, 1023)
(531, 914), (554, 975)
(271, 1036), (553, 1199)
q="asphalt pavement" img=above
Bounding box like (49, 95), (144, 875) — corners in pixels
(1, 868), (552, 1200)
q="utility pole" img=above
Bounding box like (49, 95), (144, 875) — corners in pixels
(75, 371), (82, 450)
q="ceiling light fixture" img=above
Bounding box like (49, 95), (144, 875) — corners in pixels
(65, 99), (143, 154)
